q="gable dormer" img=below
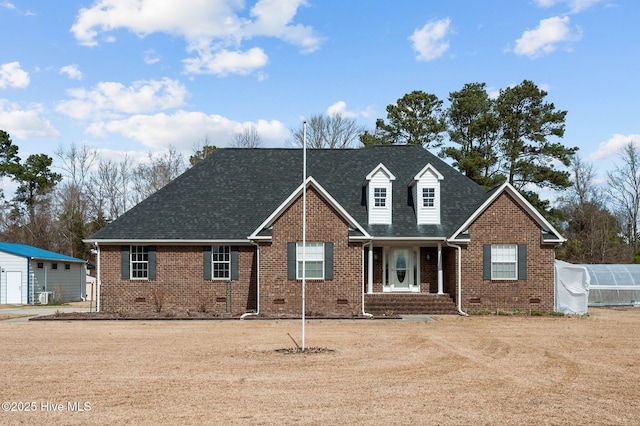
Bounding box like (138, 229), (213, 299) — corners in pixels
(411, 163), (444, 225)
(365, 163), (395, 225)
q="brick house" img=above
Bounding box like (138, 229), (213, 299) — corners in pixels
(86, 145), (564, 316)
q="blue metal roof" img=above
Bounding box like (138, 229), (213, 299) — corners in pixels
(0, 242), (85, 263)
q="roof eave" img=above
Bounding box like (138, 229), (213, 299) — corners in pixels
(84, 239), (252, 245)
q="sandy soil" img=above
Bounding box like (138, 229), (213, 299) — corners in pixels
(1, 308), (639, 425)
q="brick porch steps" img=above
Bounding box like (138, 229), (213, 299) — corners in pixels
(365, 293), (458, 315)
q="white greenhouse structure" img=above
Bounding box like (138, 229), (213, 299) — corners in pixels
(581, 264), (640, 307)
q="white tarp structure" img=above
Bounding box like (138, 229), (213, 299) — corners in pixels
(581, 264), (640, 307)
(555, 260), (590, 315)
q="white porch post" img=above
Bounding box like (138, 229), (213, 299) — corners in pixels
(367, 244), (374, 294)
(437, 243), (444, 295)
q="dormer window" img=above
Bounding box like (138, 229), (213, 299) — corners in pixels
(411, 163), (443, 225)
(374, 188), (387, 207)
(365, 164), (395, 225)
(422, 188), (435, 207)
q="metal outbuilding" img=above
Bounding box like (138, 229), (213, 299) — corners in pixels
(0, 242), (86, 304)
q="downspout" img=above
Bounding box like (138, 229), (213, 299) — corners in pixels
(446, 241), (468, 316)
(27, 258), (31, 304)
(361, 242), (373, 318)
(96, 242), (101, 312)
(241, 241), (260, 319)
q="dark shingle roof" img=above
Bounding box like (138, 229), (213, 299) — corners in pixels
(89, 145), (489, 241)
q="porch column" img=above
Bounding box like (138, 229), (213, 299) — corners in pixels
(437, 243), (444, 295)
(368, 244), (374, 294)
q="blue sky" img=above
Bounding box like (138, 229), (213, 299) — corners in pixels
(0, 0), (638, 195)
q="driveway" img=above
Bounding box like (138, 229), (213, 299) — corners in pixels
(0, 302), (92, 322)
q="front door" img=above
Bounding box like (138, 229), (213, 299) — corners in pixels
(6, 271), (22, 304)
(391, 249), (412, 291)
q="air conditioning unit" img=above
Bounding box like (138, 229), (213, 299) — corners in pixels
(38, 291), (52, 305)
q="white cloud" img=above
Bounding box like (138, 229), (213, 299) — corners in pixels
(183, 48), (268, 76)
(246, 0), (322, 53)
(0, 62), (30, 89)
(409, 18), (452, 62)
(326, 101), (355, 119)
(326, 101), (374, 120)
(1, 1), (15, 10)
(143, 49), (161, 65)
(589, 134), (640, 161)
(56, 78), (189, 120)
(533, 0), (603, 13)
(60, 64), (83, 80)
(0, 99), (59, 139)
(85, 110), (288, 149)
(513, 16), (581, 58)
(70, 0), (321, 76)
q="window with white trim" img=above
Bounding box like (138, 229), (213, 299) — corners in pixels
(491, 244), (517, 280)
(130, 246), (149, 279)
(373, 187), (387, 207)
(296, 242), (324, 279)
(422, 187), (435, 207)
(212, 245), (231, 279)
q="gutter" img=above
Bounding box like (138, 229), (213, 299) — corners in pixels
(241, 241), (260, 319)
(446, 241), (468, 316)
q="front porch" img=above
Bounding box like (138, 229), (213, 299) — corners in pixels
(364, 245), (457, 292)
(361, 244), (459, 315)
(364, 293), (458, 315)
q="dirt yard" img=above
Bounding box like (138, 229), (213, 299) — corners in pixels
(1, 308), (639, 425)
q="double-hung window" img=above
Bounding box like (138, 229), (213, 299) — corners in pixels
(296, 242), (324, 279)
(131, 246), (149, 279)
(212, 245), (231, 279)
(422, 187), (435, 207)
(373, 187), (387, 207)
(490, 244), (517, 280)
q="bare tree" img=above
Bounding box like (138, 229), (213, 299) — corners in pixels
(88, 154), (133, 222)
(232, 125), (262, 148)
(131, 146), (186, 204)
(558, 156), (629, 263)
(190, 134), (217, 166)
(54, 143), (98, 257)
(607, 142), (640, 256)
(290, 113), (365, 149)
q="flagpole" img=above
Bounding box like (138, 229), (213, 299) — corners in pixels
(302, 120), (307, 352)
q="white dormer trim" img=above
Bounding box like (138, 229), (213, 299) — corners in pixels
(365, 163), (396, 182)
(248, 176), (371, 240)
(411, 163), (443, 225)
(412, 163), (444, 183)
(365, 163), (395, 225)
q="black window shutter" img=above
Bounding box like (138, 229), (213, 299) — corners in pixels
(231, 247), (239, 280)
(287, 242), (296, 280)
(482, 244), (491, 280)
(148, 246), (157, 280)
(121, 246), (130, 280)
(203, 246), (212, 280)
(518, 244), (527, 280)
(324, 242), (334, 280)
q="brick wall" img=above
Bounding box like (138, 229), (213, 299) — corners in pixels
(462, 192), (556, 312)
(259, 187), (362, 316)
(99, 245), (256, 315)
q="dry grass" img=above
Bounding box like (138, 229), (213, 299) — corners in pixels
(1, 308), (639, 425)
